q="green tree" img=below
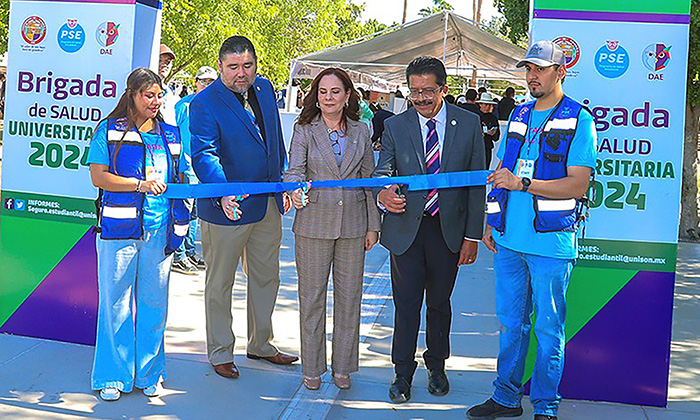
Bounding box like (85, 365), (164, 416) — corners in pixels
(0, 0), (9, 53)
(494, 0), (528, 45)
(418, 0), (454, 17)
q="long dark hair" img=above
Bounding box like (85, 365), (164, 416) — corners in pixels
(101, 68), (163, 173)
(297, 68), (360, 127)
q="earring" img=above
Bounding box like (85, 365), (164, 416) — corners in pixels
(316, 102), (321, 109)
(344, 101), (349, 108)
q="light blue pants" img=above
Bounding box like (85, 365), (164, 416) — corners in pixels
(491, 244), (573, 417)
(91, 225), (172, 392)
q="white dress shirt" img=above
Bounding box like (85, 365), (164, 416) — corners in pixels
(416, 101), (447, 161)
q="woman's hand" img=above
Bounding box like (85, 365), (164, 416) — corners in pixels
(365, 231), (379, 251)
(140, 180), (167, 196)
(291, 188), (309, 210)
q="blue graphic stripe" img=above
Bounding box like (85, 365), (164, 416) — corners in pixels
(162, 170), (491, 199)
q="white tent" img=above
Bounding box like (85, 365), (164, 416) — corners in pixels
(289, 11), (527, 91)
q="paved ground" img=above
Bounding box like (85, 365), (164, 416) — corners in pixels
(1, 210), (699, 419)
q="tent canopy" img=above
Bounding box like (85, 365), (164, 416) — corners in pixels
(290, 11), (527, 90)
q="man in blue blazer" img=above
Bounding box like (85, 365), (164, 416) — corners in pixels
(190, 36), (296, 379)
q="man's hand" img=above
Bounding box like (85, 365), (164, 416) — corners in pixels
(378, 184), (406, 213)
(221, 194), (248, 221)
(458, 240), (478, 266)
(283, 192), (293, 213)
(140, 180), (167, 196)
(482, 225), (497, 253)
(487, 168), (521, 191)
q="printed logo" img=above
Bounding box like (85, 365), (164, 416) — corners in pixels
(643, 43), (671, 72)
(4, 198), (14, 211)
(14, 199), (26, 211)
(20, 16), (47, 52)
(21, 16), (47, 45)
(553, 36), (580, 69)
(594, 40), (629, 79)
(57, 19), (85, 53)
(528, 44), (543, 56)
(643, 43), (671, 81)
(96, 21), (120, 55)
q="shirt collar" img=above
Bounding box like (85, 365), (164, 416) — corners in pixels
(417, 101), (447, 128)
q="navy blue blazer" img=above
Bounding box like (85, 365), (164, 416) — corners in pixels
(190, 76), (286, 225)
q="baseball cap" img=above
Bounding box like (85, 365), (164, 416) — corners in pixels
(160, 44), (176, 60)
(195, 66), (217, 80)
(516, 40), (566, 68)
(476, 92), (497, 105)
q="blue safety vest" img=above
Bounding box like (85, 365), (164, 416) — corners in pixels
(98, 118), (190, 254)
(486, 96), (587, 233)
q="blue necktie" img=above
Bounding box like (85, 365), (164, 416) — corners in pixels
(425, 119), (440, 215)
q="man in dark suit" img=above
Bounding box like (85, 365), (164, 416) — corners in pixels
(190, 36), (296, 380)
(372, 56), (486, 403)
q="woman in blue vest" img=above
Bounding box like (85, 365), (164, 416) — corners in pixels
(88, 68), (190, 401)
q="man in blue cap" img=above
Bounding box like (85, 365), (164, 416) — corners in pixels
(466, 40), (597, 420)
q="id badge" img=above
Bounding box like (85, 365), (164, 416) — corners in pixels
(516, 159), (535, 178)
(146, 166), (166, 183)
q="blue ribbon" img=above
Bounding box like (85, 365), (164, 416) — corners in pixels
(162, 170), (491, 199)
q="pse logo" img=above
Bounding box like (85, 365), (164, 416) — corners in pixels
(57, 19), (85, 53)
(20, 16), (47, 52)
(96, 21), (120, 55)
(643, 43), (671, 81)
(594, 40), (629, 79)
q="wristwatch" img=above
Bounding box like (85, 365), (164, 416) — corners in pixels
(520, 177), (531, 192)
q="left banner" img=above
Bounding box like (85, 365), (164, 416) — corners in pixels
(0, 0), (162, 344)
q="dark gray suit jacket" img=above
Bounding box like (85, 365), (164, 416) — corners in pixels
(372, 103), (486, 255)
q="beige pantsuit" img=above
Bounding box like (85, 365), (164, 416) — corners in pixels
(201, 196), (282, 365)
(284, 117), (381, 377)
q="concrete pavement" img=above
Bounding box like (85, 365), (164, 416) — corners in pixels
(1, 210), (699, 419)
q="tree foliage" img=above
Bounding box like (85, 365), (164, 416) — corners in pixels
(161, 0), (387, 87)
(418, 0), (454, 17)
(0, 0), (9, 53)
(494, 0), (529, 45)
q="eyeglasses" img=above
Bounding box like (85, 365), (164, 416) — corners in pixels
(328, 129), (343, 156)
(408, 86), (443, 100)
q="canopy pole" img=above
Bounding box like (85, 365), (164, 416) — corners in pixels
(442, 11), (449, 63)
(285, 60), (296, 113)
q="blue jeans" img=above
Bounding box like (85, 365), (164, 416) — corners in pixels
(91, 225), (172, 392)
(174, 198), (198, 262)
(491, 244), (573, 417)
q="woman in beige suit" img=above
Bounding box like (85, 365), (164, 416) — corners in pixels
(284, 68), (381, 391)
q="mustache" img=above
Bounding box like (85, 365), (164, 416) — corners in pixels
(413, 99), (433, 106)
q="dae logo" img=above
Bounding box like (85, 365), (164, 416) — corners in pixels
(96, 21), (120, 55)
(57, 19), (85, 53)
(594, 40), (629, 79)
(643, 43), (671, 81)
(553, 36), (580, 69)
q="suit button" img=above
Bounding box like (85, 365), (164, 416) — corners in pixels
(338, 200), (343, 206)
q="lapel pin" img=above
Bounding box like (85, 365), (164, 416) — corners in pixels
(256, 86), (261, 91)
(451, 120), (457, 126)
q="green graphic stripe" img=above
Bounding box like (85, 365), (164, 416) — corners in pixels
(2, 190), (97, 226)
(534, 0), (689, 15)
(0, 216), (90, 326)
(522, 266), (638, 383)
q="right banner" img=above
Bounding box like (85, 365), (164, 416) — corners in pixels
(529, 0), (691, 407)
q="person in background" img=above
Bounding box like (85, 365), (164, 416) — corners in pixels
(357, 87), (374, 130)
(477, 86), (487, 100)
(498, 86), (517, 121)
(158, 44), (178, 125)
(284, 67), (380, 391)
(460, 88), (481, 115)
(88, 68), (190, 401)
(445, 94), (455, 104)
(371, 103), (395, 151)
(171, 66), (218, 275)
(476, 92), (500, 169)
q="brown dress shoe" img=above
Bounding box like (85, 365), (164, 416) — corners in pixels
(246, 352), (299, 365)
(213, 362), (239, 378)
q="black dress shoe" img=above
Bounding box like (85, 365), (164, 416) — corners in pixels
(534, 416), (557, 420)
(466, 398), (524, 419)
(427, 369), (449, 396)
(389, 375), (411, 404)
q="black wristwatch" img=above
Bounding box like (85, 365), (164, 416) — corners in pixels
(520, 177), (531, 192)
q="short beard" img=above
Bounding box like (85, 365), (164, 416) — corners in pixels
(530, 89), (544, 99)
